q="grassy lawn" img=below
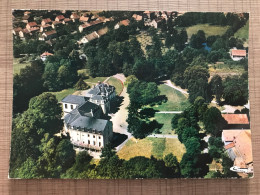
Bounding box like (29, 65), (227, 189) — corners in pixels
(163, 138), (186, 162)
(107, 77), (123, 95)
(147, 137), (166, 159)
(51, 88), (78, 102)
(152, 84), (190, 111)
(13, 58), (31, 75)
(234, 21), (249, 40)
(84, 76), (107, 85)
(153, 113), (175, 134)
(209, 63), (245, 79)
(117, 138), (153, 160)
(186, 24), (230, 39)
(136, 32), (152, 55)
(118, 137), (186, 162)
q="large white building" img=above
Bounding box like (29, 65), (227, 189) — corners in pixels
(61, 82), (116, 155)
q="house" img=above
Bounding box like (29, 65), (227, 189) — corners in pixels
(78, 31), (100, 44)
(12, 27), (23, 36)
(79, 16), (89, 23)
(24, 11), (31, 16)
(30, 26), (40, 33)
(97, 27), (108, 37)
(222, 114), (250, 129)
(22, 15), (30, 23)
(114, 19), (130, 29)
(26, 22), (37, 30)
(231, 49), (247, 61)
(132, 14), (143, 21)
(41, 18), (52, 26)
(18, 28), (31, 39)
(62, 18), (72, 24)
(144, 19), (158, 29)
(61, 82), (116, 156)
(78, 23), (91, 33)
(55, 15), (65, 22)
(39, 24), (52, 32)
(40, 51), (53, 61)
(39, 30), (57, 41)
(222, 130), (253, 174)
(52, 21), (63, 29)
(70, 13), (80, 22)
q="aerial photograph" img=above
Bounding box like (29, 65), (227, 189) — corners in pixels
(10, 10), (252, 179)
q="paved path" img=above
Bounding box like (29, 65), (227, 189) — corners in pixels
(147, 134), (178, 138)
(103, 76), (110, 83)
(164, 80), (189, 96)
(156, 111), (183, 114)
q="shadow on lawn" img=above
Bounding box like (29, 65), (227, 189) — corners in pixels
(111, 132), (128, 148)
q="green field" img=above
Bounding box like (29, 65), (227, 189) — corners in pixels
(186, 24), (230, 38)
(13, 58), (31, 75)
(107, 77), (123, 95)
(153, 113), (175, 134)
(153, 84), (190, 111)
(234, 21), (249, 40)
(51, 88), (77, 102)
(118, 137), (185, 162)
(78, 69), (107, 85)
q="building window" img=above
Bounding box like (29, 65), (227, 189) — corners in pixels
(99, 136), (101, 139)
(88, 134), (89, 137)
(93, 135), (95, 138)
(88, 140), (90, 144)
(71, 105), (73, 109)
(65, 104), (67, 109)
(99, 142), (101, 147)
(93, 141), (96, 145)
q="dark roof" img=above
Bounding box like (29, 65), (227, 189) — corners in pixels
(61, 95), (87, 105)
(88, 83), (115, 95)
(78, 101), (100, 114)
(91, 95), (106, 101)
(70, 117), (109, 132)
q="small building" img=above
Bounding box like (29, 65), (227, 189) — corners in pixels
(144, 19), (158, 29)
(41, 18), (52, 26)
(55, 15), (65, 22)
(70, 13), (80, 22)
(78, 23), (91, 33)
(97, 27), (108, 37)
(79, 16), (89, 23)
(52, 21), (63, 29)
(39, 30), (57, 41)
(12, 27), (23, 36)
(39, 24), (52, 32)
(62, 18), (72, 24)
(61, 95), (89, 115)
(132, 14), (143, 21)
(26, 22), (37, 30)
(222, 114), (250, 129)
(78, 31), (99, 44)
(222, 130), (253, 173)
(114, 19), (130, 29)
(231, 49), (247, 61)
(40, 51), (53, 61)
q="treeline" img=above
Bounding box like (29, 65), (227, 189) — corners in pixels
(171, 97), (240, 178)
(174, 12), (248, 31)
(10, 93), (76, 178)
(13, 54), (82, 114)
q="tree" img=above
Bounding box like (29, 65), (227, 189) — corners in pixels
(74, 77), (90, 90)
(16, 157), (39, 179)
(190, 30), (206, 49)
(183, 65), (212, 103)
(209, 75), (223, 103)
(13, 60), (45, 113)
(203, 107), (227, 137)
(208, 137), (224, 159)
(222, 75), (248, 106)
(163, 153), (180, 177)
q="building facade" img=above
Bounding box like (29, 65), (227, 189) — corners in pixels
(61, 82), (116, 156)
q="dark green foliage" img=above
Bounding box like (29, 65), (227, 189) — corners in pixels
(211, 38), (228, 51)
(207, 49), (230, 63)
(223, 75), (248, 106)
(163, 153), (180, 177)
(208, 137), (224, 159)
(13, 60), (45, 113)
(74, 77), (90, 90)
(209, 75), (223, 103)
(190, 30), (206, 49)
(203, 107), (227, 137)
(183, 65), (212, 103)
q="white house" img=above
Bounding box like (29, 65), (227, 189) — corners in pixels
(144, 19), (158, 29)
(61, 82), (116, 157)
(231, 49), (247, 61)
